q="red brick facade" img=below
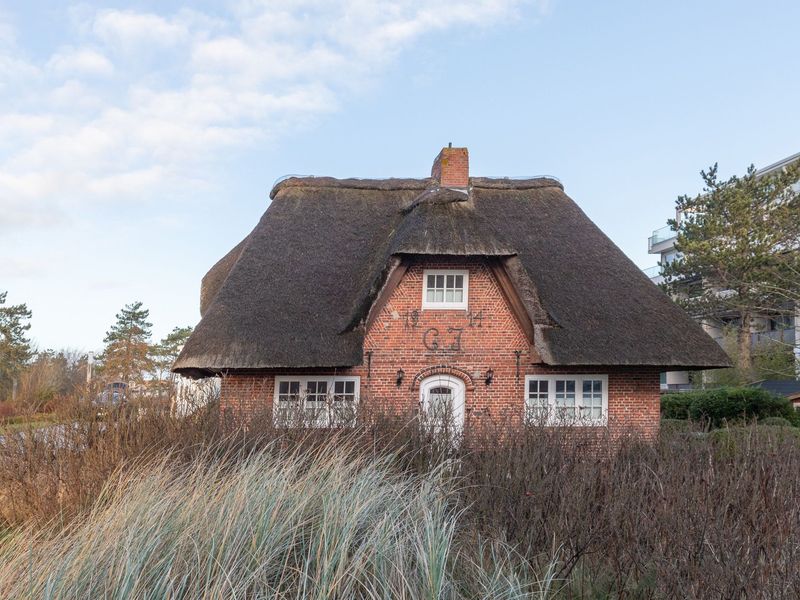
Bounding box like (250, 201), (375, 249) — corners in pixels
(431, 147), (469, 189)
(219, 256), (661, 438)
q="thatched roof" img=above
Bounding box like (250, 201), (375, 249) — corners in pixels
(174, 176), (731, 377)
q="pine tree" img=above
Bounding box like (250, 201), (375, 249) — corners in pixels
(0, 291), (33, 400)
(99, 301), (154, 387)
(664, 162), (800, 381)
(152, 326), (193, 382)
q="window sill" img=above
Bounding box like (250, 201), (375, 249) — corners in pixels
(421, 304), (469, 311)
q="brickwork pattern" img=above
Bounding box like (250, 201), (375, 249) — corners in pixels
(219, 256), (661, 438)
(430, 147), (469, 189)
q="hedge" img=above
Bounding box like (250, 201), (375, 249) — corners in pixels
(661, 387), (798, 429)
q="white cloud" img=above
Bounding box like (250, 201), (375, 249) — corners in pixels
(0, 113), (55, 140)
(47, 47), (114, 77)
(92, 10), (189, 50)
(0, 14), (14, 47)
(0, 1), (549, 232)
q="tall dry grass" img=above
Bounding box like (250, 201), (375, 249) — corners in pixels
(0, 442), (557, 599)
(2, 400), (800, 598)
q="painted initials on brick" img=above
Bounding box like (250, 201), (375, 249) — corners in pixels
(422, 327), (464, 351)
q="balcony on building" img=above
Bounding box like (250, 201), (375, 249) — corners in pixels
(642, 264), (664, 285)
(648, 225), (677, 254)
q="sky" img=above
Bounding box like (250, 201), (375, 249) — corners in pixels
(2, 0), (799, 353)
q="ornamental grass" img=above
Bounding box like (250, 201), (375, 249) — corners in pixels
(2, 398), (800, 598)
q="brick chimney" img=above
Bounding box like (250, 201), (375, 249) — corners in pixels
(431, 145), (469, 189)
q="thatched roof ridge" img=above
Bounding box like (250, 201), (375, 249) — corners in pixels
(471, 176), (563, 190)
(270, 176), (430, 199)
(175, 175), (730, 377)
(269, 175), (564, 199)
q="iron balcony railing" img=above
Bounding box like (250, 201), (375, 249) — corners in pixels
(648, 225), (676, 251)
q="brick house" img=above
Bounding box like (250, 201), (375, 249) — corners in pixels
(174, 147), (729, 437)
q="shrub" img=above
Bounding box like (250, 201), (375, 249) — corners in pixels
(660, 418), (694, 433)
(661, 387), (796, 428)
(5, 402), (800, 598)
(759, 416), (793, 427)
(0, 398), (226, 526)
(660, 394), (692, 419)
(462, 424), (800, 598)
(0, 402), (16, 420)
(710, 422), (800, 455)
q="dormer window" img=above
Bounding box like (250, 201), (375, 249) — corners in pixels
(422, 269), (468, 310)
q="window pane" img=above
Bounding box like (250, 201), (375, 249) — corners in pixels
(453, 290), (463, 302)
(427, 289), (435, 302)
(580, 380), (603, 421)
(427, 274), (435, 288)
(526, 379), (551, 423)
(455, 275), (463, 289)
(555, 380), (576, 418)
(306, 381), (327, 403)
(445, 289), (454, 302)
(436, 275), (444, 288)
(446, 274), (454, 288)
(435, 289), (444, 302)
(279, 381), (289, 394)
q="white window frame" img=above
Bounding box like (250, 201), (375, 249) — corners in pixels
(273, 376), (360, 428)
(524, 374), (608, 426)
(422, 269), (469, 310)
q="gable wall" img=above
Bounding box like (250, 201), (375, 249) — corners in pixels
(358, 257), (530, 420)
(219, 256), (660, 438)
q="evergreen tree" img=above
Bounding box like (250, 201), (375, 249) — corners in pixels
(99, 301), (154, 387)
(664, 162), (800, 381)
(152, 326), (193, 382)
(0, 291), (33, 400)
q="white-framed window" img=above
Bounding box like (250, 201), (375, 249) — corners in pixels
(422, 269), (469, 310)
(524, 374), (608, 425)
(274, 376), (360, 428)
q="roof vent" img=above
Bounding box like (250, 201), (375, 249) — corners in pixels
(431, 146), (469, 190)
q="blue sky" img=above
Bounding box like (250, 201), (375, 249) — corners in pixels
(2, 0), (799, 352)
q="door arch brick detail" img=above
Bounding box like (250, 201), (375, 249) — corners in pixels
(411, 365), (475, 391)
